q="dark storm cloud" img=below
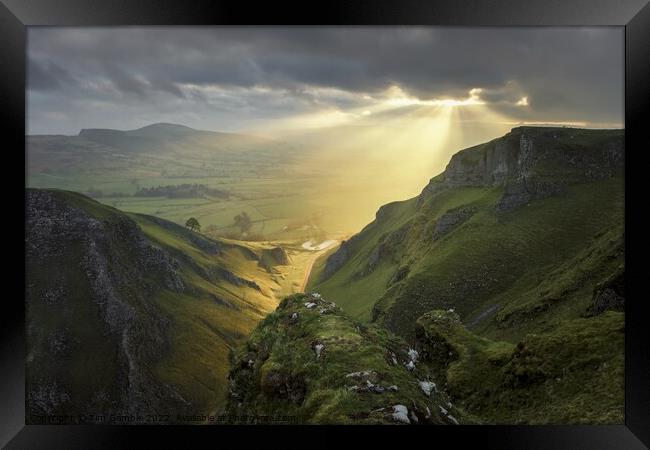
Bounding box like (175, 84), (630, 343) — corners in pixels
(27, 27), (623, 134)
(101, 63), (186, 99)
(28, 58), (76, 91)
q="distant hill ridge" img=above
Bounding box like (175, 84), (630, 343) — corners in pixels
(27, 121), (296, 184)
(80, 123), (200, 139)
(75, 122), (276, 147)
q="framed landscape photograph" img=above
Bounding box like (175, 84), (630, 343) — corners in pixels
(1, 0), (648, 448)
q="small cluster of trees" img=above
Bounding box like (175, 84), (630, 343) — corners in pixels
(185, 211), (249, 232)
(84, 183), (230, 200)
(186, 211), (257, 238)
(134, 184), (230, 199)
(234, 212), (252, 234)
(85, 188), (131, 199)
(185, 217), (201, 232)
(185, 211), (266, 241)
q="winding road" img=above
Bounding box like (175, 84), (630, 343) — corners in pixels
(299, 254), (319, 292)
(298, 239), (339, 292)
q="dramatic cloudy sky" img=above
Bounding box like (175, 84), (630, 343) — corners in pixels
(27, 27), (624, 135)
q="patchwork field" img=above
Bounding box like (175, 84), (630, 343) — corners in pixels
(27, 123), (431, 241)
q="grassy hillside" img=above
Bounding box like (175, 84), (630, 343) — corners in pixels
(309, 127), (624, 340)
(309, 177), (623, 342)
(415, 309), (623, 424)
(304, 126), (624, 423)
(26, 188), (312, 422)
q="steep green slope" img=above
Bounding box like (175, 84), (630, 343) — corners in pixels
(416, 309), (624, 424)
(26, 188), (282, 423)
(309, 126), (624, 341)
(227, 293), (468, 425)
(304, 126), (624, 423)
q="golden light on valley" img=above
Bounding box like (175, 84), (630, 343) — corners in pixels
(239, 86), (526, 234)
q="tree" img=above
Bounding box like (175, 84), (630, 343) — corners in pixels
(185, 217), (201, 232)
(234, 212), (252, 235)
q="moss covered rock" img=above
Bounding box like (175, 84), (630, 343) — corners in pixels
(226, 293), (467, 425)
(416, 309), (624, 424)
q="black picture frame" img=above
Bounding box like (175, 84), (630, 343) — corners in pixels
(1, 1), (648, 448)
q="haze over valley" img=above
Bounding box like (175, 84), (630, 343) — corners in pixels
(27, 117), (529, 240)
(25, 26), (625, 425)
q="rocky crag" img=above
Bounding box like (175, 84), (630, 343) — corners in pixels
(26, 189), (277, 423)
(304, 127), (624, 423)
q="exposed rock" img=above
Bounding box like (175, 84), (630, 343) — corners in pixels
(314, 343), (325, 359)
(417, 127), (623, 208)
(495, 176), (567, 213)
(226, 294), (464, 425)
(432, 207), (476, 239)
(586, 268), (625, 316)
(240, 352), (257, 369)
(26, 190), (193, 421)
(590, 288), (624, 315)
(47, 330), (70, 355)
(366, 381), (386, 394)
(419, 380), (436, 397)
(210, 266), (260, 291)
(260, 369), (306, 404)
(269, 247), (290, 265)
(358, 223), (412, 278)
(388, 265), (410, 287)
(27, 381), (71, 415)
(466, 303), (501, 329)
(414, 310), (462, 368)
(323, 234), (361, 279)
(209, 293), (239, 310)
(345, 370), (378, 384)
(392, 405), (410, 424)
(259, 247), (291, 271)
(367, 245), (383, 269)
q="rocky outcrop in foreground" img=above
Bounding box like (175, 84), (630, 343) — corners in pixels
(226, 293), (465, 425)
